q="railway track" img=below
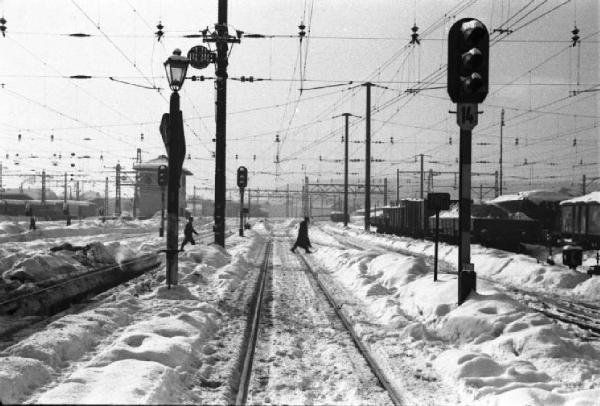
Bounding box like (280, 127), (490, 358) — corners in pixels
(0, 253), (161, 317)
(322, 227), (600, 342)
(233, 237), (402, 405)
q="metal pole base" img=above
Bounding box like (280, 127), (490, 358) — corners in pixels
(458, 270), (476, 305)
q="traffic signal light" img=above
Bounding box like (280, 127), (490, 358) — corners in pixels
(447, 18), (489, 103)
(157, 165), (168, 187)
(237, 166), (248, 188)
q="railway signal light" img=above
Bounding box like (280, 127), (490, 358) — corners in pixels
(237, 166), (248, 188)
(157, 165), (168, 187)
(447, 18), (489, 104)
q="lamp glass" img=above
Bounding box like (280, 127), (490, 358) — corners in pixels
(164, 54), (189, 91)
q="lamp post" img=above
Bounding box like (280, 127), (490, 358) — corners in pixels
(162, 48), (189, 288)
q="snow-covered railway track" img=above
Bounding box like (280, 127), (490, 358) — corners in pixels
(0, 254), (161, 348)
(238, 235), (400, 405)
(322, 228), (600, 342)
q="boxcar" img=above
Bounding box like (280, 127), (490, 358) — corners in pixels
(559, 192), (600, 247)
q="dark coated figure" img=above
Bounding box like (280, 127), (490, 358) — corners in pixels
(180, 217), (198, 251)
(291, 217), (312, 253)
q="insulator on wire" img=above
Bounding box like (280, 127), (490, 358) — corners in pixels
(390, 137), (394, 144)
(275, 134), (280, 142)
(571, 26), (580, 47)
(18, 133), (21, 141)
(51, 134), (54, 142)
(155, 21), (164, 42)
(515, 138), (519, 145)
(573, 138), (577, 147)
(187, 153), (191, 160)
(298, 22), (306, 38)
(0, 17), (7, 37)
(341, 136), (344, 143)
(235, 154), (238, 160)
(140, 133), (144, 141)
(410, 23), (420, 45)
(449, 136), (452, 145)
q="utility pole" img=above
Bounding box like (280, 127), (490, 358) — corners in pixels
(582, 174), (586, 195)
(204, 0), (241, 247)
(192, 186), (197, 216)
(115, 164), (121, 216)
(364, 82), (373, 231)
(499, 108), (504, 196)
(383, 178), (388, 206)
(63, 172), (67, 203)
(286, 184), (290, 217)
(420, 154), (424, 199)
(41, 170), (46, 205)
(76, 181), (80, 219)
(133, 148), (141, 219)
(494, 171), (499, 197)
(104, 177), (109, 216)
(396, 168), (400, 205)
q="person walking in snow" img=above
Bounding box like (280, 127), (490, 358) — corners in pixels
(180, 217), (199, 251)
(291, 217), (312, 253)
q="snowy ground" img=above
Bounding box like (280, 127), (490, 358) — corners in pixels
(0, 216), (599, 405)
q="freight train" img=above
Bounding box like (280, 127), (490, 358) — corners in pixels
(371, 198), (541, 251)
(370, 190), (600, 252)
(0, 199), (98, 220)
(559, 192), (600, 248)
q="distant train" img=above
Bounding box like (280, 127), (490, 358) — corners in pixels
(0, 199), (98, 220)
(329, 211), (349, 223)
(559, 192), (600, 248)
(369, 191), (600, 251)
(371, 198), (541, 251)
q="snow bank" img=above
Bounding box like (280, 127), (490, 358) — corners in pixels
(560, 191), (600, 205)
(312, 238), (600, 405)
(324, 224), (600, 302)
(35, 359), (189, 404)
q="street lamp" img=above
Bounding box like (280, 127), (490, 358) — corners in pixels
(162, 48), (189, 288)
(164, 48), (189, 91)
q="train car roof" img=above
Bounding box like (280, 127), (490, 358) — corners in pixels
(488, 190), (572, 205)
(560, 191), (600, 206)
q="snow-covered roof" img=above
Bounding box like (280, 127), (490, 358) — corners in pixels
(560, 191), (600, 205)
(133, 155), (193, 175)
(488, 190), (571, 205)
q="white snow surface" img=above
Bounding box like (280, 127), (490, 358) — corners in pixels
(0, 217), (598, 405)
(560, 191), (600, 205)
(489, 190), (573, 204)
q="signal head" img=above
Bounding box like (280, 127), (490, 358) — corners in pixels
(447, 18), (489, 103)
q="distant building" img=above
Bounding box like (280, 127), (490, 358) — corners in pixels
(133, 155), (192, 219)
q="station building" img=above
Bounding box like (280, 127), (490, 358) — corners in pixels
(133, 155), (192, 219)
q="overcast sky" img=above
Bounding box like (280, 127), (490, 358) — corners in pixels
(0, 0), (597, 200)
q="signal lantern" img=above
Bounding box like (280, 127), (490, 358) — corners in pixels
(447, 18), (489, 103)
(157, 165), (168, 187)
(237, 166), (248, 188)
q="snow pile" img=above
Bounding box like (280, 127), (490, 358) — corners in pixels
(313, 244), (600, 405)
(323, 224), (599, 302)
(0, 221), (27, 235)
(490, 190), (572, 205)
(560, 191), (600, 205)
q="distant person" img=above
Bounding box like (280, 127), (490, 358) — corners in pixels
(291, 217), (312, 253)
(63, 203), (71, 226)
(25, 203), (36, 230)
(180, 217), (199, 251)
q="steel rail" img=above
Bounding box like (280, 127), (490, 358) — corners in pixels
(322, 227), (600, 340)
(0, 253), (161, 316)
(295, 251), (405, 406)
(234, 240), (272, 405)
